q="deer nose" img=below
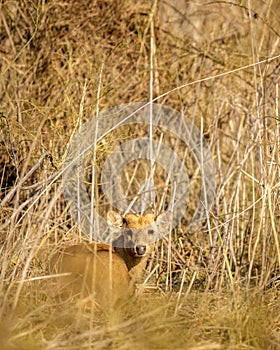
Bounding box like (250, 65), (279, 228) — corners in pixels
(136, 245), (146, 256)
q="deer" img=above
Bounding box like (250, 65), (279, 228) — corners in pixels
(50, 210), (170, 310)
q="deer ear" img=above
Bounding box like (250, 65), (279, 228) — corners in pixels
(107, 210), (123, 228)
(156, 211), (172, 227)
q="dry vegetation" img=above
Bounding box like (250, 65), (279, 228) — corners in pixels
(0, 0), (280, 349)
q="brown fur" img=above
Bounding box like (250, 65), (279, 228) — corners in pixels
(50, 211), (170, 308)
(50, 243), (131, 309)
(108, 210), (170, 281)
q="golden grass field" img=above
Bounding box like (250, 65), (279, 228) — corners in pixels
(0, 0), (280, 349)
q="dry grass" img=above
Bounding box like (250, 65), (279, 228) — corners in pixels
(1, 286), (280, 349)
(0, 0), (280, 349)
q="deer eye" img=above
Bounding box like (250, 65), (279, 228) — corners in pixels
(148, 229), (154, 235)
(126, 229), (133, 238)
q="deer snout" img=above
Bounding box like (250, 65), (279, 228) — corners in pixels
(135, 245), (146, 256)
